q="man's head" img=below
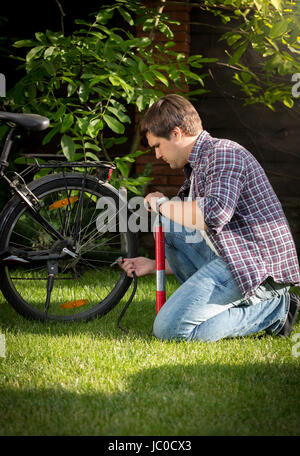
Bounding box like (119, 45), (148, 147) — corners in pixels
(140, 94), (202, 169)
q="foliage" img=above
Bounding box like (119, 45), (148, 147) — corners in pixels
(1, 0), (212, 194)
(2, 0), (298, 194)
(202, 0), (300, 110)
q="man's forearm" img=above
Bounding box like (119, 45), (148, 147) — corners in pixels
(159, 200), (207, 231)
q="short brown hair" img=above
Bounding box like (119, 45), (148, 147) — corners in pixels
(140, 94), (202, 145)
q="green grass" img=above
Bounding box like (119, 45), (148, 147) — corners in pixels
(0, 274), (299, 436)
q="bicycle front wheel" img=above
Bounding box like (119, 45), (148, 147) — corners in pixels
(0, 173), (138, 322)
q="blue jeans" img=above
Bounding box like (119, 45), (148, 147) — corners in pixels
(153, 216), (290, 342)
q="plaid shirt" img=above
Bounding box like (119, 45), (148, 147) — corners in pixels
(178, 130), (300, 298)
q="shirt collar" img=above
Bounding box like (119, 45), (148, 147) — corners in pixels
(188, 130), (210, 168)
(183, 130), (209, 178)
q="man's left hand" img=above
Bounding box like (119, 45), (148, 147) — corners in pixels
(144, 191), (166, 212)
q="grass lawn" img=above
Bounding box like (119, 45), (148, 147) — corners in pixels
(0, 273), (299, 436)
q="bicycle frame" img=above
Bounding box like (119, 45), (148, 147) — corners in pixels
(0, 118), (115, 261)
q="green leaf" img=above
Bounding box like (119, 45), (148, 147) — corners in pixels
(118, 7), (134, 26)
(35, 32), (47, 43)
(158, 22), (174, 39)
(13, 39), (38, 48)
(85, 151), (99, 161)
(84, 142), (101, 152)
(44, 46), (56, 59)
(42, 61), (56, 76)
(270, 0), (283, 11)
(143, 72), (155, 87)
(121, 156), (135, 163)
(26, 46), (45, 62)
(227, 34), (242, 46)
(138, 59), (148, 73)
(61, 77), (77, 97)
(115, 157), (129, 177)
(61, 134), (76, 161)
(103, 114), (125, 134)
(269, 20), (289, 39)
(241, 72), (252, 83)
(53, 105), (66, 121)
(42, 125), (60, 145)
(152, 70), (169, 86)
(128, 149), (149, 158)
(107, 106), (130, 123)
(86, 119), (103, 138)
(165, 41), (176, 49)
(60, 113), (74, 133)
(228, 42), (248, 65)
(122, 183), (139, 194)
(78, 83), (89, 103)
(136, 95), (144, 112)
(283, 97), (294, 108)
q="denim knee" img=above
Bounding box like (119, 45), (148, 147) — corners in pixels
(153, 312), (176, 341)
(153, 313), (167, 340)
(153, 310), (190, 341)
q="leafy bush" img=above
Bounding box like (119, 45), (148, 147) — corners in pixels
(204, 0), (300, 109)
(1, 0), (211, 194)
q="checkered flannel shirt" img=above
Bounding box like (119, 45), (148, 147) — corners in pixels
(178, 130), (300, 298)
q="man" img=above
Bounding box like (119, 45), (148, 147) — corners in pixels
(119, 94), (300, 342)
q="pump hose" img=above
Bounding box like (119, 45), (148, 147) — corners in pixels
(117, 271), (138, 333)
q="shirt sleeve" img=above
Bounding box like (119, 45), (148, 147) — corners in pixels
(196, 146), (246, 234)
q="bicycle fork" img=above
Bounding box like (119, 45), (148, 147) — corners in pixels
(45, 260), (58, 322)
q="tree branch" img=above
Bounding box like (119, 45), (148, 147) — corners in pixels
(55, 0), (66, 35)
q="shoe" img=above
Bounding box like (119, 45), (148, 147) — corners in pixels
(277, 293), (300, 337)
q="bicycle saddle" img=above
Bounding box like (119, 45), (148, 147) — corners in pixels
(0, 111), (49, 131)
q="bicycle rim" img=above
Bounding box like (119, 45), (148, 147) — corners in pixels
(0, 174), (137, 321)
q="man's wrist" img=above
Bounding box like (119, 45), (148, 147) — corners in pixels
(156, 196), (169, 214)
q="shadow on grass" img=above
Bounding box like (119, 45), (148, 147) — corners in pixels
(0, 361), (300, 436)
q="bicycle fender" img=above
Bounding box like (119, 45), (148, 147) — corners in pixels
(100, 182), (140, 222)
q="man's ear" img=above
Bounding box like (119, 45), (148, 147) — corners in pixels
(172, 126), (183, 141)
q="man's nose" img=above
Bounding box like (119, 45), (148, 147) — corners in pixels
(155, 149), (161, 159)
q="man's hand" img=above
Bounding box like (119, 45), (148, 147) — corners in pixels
(118, 257), (155, 278)
(144, 191), (166, 213)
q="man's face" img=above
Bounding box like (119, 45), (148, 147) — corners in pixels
(146, 130), (187, 169)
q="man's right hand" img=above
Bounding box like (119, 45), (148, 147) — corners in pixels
(118, 257), (155, 278)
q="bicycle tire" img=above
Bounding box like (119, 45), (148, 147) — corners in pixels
(0, 173), (138, 322)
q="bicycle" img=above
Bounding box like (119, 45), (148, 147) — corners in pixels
(0, 111), (138, 323)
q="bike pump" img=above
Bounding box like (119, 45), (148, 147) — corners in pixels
(116, 196), (168, 332)
(155, 197), (168, 314)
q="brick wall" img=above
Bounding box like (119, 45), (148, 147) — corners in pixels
(135, 0), (191, 198)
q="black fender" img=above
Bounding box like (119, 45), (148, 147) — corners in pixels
(0, 173), (139, 244)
